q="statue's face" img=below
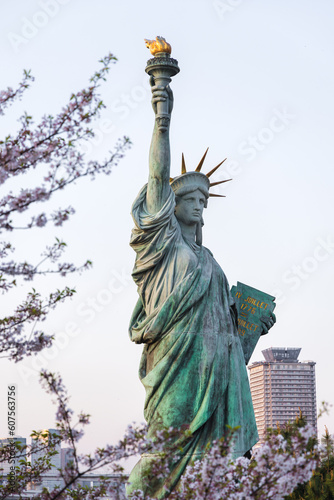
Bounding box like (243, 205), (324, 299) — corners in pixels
(174, 189), (206, 225)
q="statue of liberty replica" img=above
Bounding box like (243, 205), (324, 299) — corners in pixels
(127, 37), (275, 498)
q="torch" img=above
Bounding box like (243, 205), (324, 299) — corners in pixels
(144, 36), (180, 132)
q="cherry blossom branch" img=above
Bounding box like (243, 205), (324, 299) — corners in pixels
(0, 288), (75, 361)
(0, 137), (131, 231)
(0, 69), (34, 116)
(0, 370), (323, 499)
(0, 53), (131, 362)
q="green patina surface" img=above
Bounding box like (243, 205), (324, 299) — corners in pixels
(127, 188), (259, 498)
(126, 44), (275, 499)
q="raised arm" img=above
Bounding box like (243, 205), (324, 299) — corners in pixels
(146, 81), (173, 215)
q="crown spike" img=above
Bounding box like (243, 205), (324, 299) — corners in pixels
(181, 153), (187, 175)
(209, 179), (232, 187)
(206, 158), (227, 178)
(209, 193), (226, 198)
(195, 147), (209, 172)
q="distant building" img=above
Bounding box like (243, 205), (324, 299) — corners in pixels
(248, 347), (317, 445)
(0, 437), (26, 477)
(31, 428), (61, 472)
(61, 447), (74, 471)
(27, 472), (125, 497)
(1, 429), (124, 497)
(30, 428), (62, 491)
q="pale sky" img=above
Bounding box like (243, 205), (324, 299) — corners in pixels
(0, 0), (333, 466)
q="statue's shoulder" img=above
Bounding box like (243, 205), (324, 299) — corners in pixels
(202, 246), (227, 279)
(202, 245), (214, 258)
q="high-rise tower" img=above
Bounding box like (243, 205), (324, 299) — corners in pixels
(248, 347), (317, 445)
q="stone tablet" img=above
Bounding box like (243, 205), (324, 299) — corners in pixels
(230, 282), (276, 364)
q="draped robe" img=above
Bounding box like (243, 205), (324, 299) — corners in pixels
(127, 185), (258, 498)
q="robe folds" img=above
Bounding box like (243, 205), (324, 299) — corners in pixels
(127, 185), (258, 498)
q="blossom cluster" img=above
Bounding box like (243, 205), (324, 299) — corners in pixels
(170, 425), (318, 500)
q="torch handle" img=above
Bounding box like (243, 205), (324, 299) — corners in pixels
(153, 75), (172, 132)
(145, 54), (179, 132)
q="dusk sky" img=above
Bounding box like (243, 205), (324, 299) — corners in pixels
(0, 0), (333, 467)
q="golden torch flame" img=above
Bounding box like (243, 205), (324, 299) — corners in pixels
(144, 36), (172, 56)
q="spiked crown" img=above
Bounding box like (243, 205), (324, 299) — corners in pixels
(170, 148), (231, 198)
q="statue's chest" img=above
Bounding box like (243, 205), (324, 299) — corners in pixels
(173, 238), (198, 282)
